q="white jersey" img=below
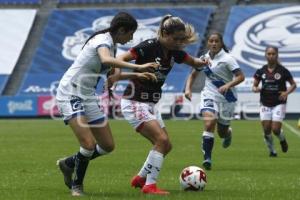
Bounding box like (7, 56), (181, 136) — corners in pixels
(199, 49), (240, 102)
(56, 32), (116, 100)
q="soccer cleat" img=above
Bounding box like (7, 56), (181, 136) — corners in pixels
(280, 139), (288, 153)
(222, 127), (232, 148)
(269, 152), (277, 157)
(131, 175), (146, 189)
(71, 185), (84, 196)
(142, 184), (169, 195)
(202, 159), (212, 170)
(57, 158), (74, 189)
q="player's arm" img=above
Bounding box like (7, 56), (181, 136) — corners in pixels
(118, 72), (157, 81)
(218, 69), (245, 94)
(183, 55), (209, 70)
(98, 47), (158, 71)
(184, 69), (199, 101)
(252, 69), (262, 93)
(252, 78), (261, 93)
(279, 77), (297, 101)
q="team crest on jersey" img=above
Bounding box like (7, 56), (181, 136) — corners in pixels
(274, 73), (281, 80)
(261, 73), (266, 79)
(62, 16), (162, 60)
(231, 6), (300, 72)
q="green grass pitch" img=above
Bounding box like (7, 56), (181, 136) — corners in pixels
(0, 119), (299, 200)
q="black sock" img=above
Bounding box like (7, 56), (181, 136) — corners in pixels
(90, 149), (101, 160)
(202, 136), (214, 161)
(65, 155), (75, 168)
(73, 152), (91, 186)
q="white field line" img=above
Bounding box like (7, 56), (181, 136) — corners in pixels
(283, 121), (300, 138)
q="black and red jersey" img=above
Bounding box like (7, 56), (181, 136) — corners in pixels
(123, 38), (189, 103)
(253, 64), (293, 107)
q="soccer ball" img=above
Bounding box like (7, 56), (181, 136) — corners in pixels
(179, 166), (207, 191)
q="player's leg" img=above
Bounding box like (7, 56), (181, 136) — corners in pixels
(121, 99), (169, 194)
(56, 97), (94, 195)
(271, 104), (288, 153)
(68, 116), (96, 196)
(218, 102), (235, 148)
(90, 122), (115, 158)
(85, 98), (115, 159)
(202, 111), (217, 170)
(138, 120), (171, 195)
(217, 123), (232, 148)
(200, 97), (218, 170)
(260, 105), (276, 157)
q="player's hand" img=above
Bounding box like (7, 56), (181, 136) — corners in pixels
(279, 91), (288, 101)
(137, 72), (157, 82)
(218, 84), (230, 94)
(252, 86), (261, 93)
(194, 57), (210, 71)
(105, 74), (119, 99)
(184, 90), (192, 101)
(137, 62), (159, 72)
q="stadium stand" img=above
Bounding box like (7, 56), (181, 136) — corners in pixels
(17, 7), (214, 96)
(1, 0), (300, 117)
(0, 9), (36, 94)
(0, 0), (41, 4)
(58, 0), (220, 4)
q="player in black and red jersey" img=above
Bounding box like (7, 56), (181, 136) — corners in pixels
(252, 46), (296, 157)
(110, 15), (208, 195)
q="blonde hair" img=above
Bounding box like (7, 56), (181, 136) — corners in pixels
(158, 15), (198, 45)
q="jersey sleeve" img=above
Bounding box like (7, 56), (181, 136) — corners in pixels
(92, 34), (113, 50)
(253, 69), (262, 80)
(173, 50), (188, 64)
(227, 56), (240, 72)
(129, 40), (152, 60)
(284, 67), (293, 81)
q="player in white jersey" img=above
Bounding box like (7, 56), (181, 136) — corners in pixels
(185, 32), (245, 170)
(55, 12), (158, 197)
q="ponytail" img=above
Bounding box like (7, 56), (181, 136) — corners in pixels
(82, 12), (137, 49)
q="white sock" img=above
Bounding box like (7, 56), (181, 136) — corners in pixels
(275, 129), (285, 142)
(264, 134), (276, 153)
(96, 144), (108, 155)
(138, 150), (164, 185)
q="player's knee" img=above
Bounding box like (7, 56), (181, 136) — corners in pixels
(263, 128), (271, 135)
(102, 142), (115, 153)
(156, 135), (171, 153)
(80, 139), (96, 150)
(272, 128), (281, 135)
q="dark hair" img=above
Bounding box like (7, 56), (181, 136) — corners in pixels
(82, 12), (137, 48)
(265, 46), (278, 54)
(208, 32), (229, 53)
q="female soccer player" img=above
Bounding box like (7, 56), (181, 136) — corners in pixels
(252, 46), (296, 157)
(185, 32), (245, 170)
(55, 12), (158, 196)
(115, 15), (208, 195)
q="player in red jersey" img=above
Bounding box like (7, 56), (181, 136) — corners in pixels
(110, 15), (208, 195)
(252, 46), (296, 157)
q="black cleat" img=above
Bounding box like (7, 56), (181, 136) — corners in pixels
(280, 140), (288, 153)
(202, 160), (212, 170)
(269, 152), (277, 157)
(57, 158), (74, 189)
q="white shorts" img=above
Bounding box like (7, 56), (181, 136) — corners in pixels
(121, 98), (165, 131)
(200, 93), (235, 126)
(260, 104), (286, 122)
(56, 95), (106, 125)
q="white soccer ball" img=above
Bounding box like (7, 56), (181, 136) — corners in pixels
(179, 166), (207, 191)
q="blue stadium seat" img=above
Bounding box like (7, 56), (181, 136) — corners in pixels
(0, 0), (41, 4)
(18, 8), (214, 96)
